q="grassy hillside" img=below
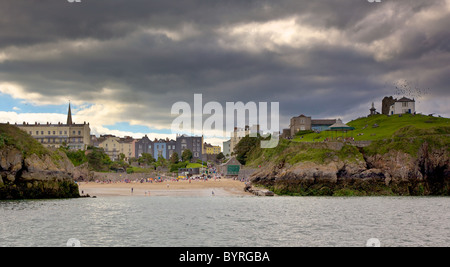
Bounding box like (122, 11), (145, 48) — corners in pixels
(0, 124), (80, 199)
(292, 114), (450, 142)
(245, 139), (364, 168)
(236, 114), (449, 167)
(0, 123), (50, 157)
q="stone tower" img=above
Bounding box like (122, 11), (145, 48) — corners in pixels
(382, 96), (396, 115)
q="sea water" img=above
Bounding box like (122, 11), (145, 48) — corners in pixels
(0, 196), (449, 247)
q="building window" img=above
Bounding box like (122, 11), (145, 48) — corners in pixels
(53, 131), (56, 135)
(59, 131), (62, 135)
(78, 130), (81, 135)
(64, 131), (67, 135)
(41, 131), (44, 135)
(402, 102), (408, 107)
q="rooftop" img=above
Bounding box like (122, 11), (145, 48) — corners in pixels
(396, 97), (415, 102)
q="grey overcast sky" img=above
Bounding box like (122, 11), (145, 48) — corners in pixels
(0, 0), (449, 144)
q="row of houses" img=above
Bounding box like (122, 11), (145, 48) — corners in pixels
(15, 97), (417, 161)
(90, 134), (206, 162)
(14, 103), (222, 162)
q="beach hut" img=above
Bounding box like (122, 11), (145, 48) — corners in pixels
(327, 119), (355, 140)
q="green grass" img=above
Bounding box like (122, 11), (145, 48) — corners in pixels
(186, 163), (206, 168)
(364, 134), (450, 157)
(126, 166), (155, 174)
(241, 114), (449, 167)
(291, 114), (450, 142)
(0, 123), (49, 157)
(245, 138), (364, 167)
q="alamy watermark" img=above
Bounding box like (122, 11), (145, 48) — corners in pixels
(171, 94), (280, 148)
(67, 238), (81, 247)
(366, 238), (381, 247)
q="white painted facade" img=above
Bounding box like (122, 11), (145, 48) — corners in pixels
(389, 98), (416, 115)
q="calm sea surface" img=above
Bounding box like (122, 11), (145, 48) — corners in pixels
(0, 196), (449, 247)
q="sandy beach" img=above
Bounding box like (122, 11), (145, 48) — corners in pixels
(78, 178), (252, 197)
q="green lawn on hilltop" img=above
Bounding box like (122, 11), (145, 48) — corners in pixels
(239, 114), (449, 168)
(292, 114), (450, 142)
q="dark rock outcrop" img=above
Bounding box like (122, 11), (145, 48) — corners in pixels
(250, 142), (449, 196)
(0, 146), (80, 199)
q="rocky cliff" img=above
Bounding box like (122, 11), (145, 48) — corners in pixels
(250, 141), (450, 196)
(0, 124), (80, 199)
(0, 146), (80, 199)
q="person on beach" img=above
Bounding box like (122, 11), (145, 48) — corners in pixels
(131, 188), (133, 194)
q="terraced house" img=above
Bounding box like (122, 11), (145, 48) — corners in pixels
(135, 135), (153, 158)
(176, 134), (203, 160)
(97, 135), (135, 161)
(204, 143), (221, 154)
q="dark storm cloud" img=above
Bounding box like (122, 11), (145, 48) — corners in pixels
(0, 0), (449, 130)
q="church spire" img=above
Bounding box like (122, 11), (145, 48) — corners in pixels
(67, 102), (73, 125)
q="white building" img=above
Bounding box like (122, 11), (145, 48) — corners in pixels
(389, 97), (416, 115)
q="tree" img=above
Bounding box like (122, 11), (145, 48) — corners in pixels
(234, 135), (260, 165)
(86, 148), (112, 172)
(138, 153), (155, 165)
(155, 155), (168, 168)
(63, 148), (87, 167)
(169, 161), (188, 172)
(169, 152), (179, 164)
(182, 149), (193, 162)
(216, 152), (225, 161)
